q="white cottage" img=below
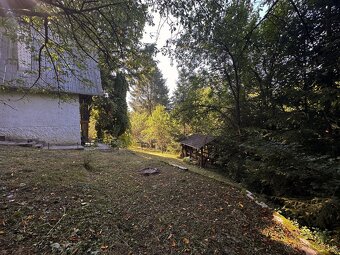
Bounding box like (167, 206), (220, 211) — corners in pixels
(0, 28), (103, 145)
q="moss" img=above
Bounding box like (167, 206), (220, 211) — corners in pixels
(273, 212), (336, 255)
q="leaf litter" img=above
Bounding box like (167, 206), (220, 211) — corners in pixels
(0, 146), (328, 255)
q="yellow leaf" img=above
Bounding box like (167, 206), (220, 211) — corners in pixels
(182, 237), (190, 245)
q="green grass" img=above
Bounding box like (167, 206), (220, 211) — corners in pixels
(129, 146), (180, 159)
(0, 146), (335, 255)
(130, 147), (243, 189)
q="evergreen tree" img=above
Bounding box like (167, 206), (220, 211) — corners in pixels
(92, 70), (129, 139)
(130, 46), (169, 114)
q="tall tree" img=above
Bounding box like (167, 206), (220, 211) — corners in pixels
(129, 45), (169, 114)
(92, 71), (129, 139)
(156, 0), (259, 133)
(167, 0), (339, 151)
(129, 110), (149, 145)
(172, 70), (223, 136)
(130, 66), (169, 114)
(247, 0), (340, 137)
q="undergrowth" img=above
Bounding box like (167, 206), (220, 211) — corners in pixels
(213, 128), (340, 248)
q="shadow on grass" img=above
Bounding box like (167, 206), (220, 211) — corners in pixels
(0, 146), (328, 255)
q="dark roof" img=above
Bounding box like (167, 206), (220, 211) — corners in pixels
(180, 134), (216, 150)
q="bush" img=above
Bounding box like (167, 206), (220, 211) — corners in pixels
(281, 197), (340, 230)
(213, 128), (340, 232)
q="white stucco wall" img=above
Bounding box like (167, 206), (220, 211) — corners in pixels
(0, 92), (81, 145)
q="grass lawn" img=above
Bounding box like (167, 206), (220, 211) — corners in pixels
(0, 146), (334, 254)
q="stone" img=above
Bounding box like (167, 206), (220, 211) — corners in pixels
(139, 168), (160, 176)
(51, 242), (62, 252)
(169, 163), (188, 171)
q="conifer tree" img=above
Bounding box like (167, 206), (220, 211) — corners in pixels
(93, 70), (129, 139)
(129, 46), (169, 114)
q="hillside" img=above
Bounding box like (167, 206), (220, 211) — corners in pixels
(0, 146), (335, 254)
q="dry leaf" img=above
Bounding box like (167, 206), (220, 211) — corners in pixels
(101, 245), (109, 250)
(182, 237), (190, 244)
(171, 240), (176, 247)
(69, 235), (79, 242)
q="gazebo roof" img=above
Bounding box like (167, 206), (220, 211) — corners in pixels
(180, 134), (216, 150)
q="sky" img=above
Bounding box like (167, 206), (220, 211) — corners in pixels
(137, 4), (267, 98)
(141, 14), (179, 96)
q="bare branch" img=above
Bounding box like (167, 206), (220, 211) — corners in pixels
(15, 17), (49, 101)
(242, 0), (280, 52)
(0, 1), (127, 17)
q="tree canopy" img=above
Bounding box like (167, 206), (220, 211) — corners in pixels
(163, 0), (339, 142)
(0, 0), (148, 88)
(129, 45), (169, 114)
(93, 71), (129, 140)
(161, 0), (340, 240)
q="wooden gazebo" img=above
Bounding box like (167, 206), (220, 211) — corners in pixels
(180, 134), (216, 167)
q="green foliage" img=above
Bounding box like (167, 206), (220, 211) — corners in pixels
(143, 105), (173, 151)
(172, 71), (225, 136)
(215, 129), (340, 197)
(118, 132), (133, 148)
(130, 45), (169, 114)
(165, 1), (339, 237)
(130, 111), (149, 145)
(212, 128), (340, 233)
(166, 0), (259, 132)
(129, 105), (179, 152)
(282, 197), (340, 231)
(0, 1), (148, 85)
(300, 226), (334, 247)
(92, 71), (129, 140)
(163, 0), (339, 145)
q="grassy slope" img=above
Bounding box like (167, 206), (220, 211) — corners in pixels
(0, 146), (333, 255)
(130, 148), (338, 255)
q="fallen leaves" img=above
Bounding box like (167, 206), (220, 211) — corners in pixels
(0, 146), (328, 255)
(69, 235), (80, 242)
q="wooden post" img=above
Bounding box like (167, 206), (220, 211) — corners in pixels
(200, 148), (204, 167)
